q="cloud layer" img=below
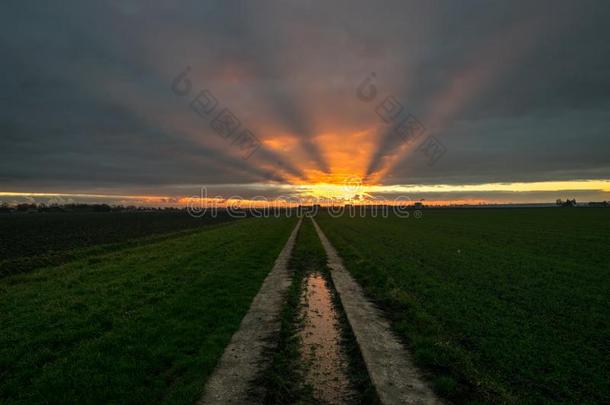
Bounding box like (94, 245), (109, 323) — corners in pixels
(1, 0), (609, 202)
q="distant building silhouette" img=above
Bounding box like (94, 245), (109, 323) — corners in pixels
(556, 198), (576, 207)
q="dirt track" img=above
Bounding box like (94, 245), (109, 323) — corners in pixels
(199, 218), (302, 404)
(200, 216), (441, 404)
(312, 218), (441, 405)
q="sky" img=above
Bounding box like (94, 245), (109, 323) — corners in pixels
(1, 0), (610, 206)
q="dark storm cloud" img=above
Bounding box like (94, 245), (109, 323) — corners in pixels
(362, 1), (610, 180)
(1, 0), (609, 199)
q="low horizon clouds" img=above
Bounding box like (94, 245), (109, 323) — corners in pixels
(1, 0), (609, 202)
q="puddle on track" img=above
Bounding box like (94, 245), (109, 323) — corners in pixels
(298, 272), (356, 404)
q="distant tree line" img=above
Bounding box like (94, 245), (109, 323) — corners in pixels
(0, 202), (187, 214)
(555, 198), (609, 207)
(556, 198), (577, 207)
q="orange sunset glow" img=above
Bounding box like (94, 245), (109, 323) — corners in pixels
(1, 1), (609, 207)
(2, 2), (610, 404)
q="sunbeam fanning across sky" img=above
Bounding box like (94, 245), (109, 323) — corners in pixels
(1, 0), (610, 206)
(3, 3), (610, 405)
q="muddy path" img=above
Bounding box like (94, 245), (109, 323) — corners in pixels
(262, 217), (377, 404)
(312, 218), (442, 405)
(299, 271), (358, 404)
(199, 218), (302, 404)
(200, 216), (441, 404)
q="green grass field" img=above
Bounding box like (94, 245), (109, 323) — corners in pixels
(3, 208), (608, 404)
(0, 216), (296, 404)
(0, 211), (235, 277)
(316, 208), (610, 403)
